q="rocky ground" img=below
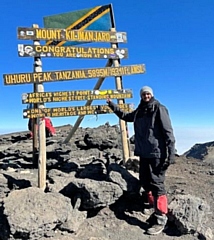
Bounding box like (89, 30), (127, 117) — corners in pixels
(0, 123), (213, 240)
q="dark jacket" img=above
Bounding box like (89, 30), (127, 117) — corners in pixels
(108, 98), (175, 159)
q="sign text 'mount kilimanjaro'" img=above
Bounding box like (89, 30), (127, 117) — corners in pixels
(22, 89), (133, 104)
(18, 44), (128, 59)
(18, 27), (127, 43)
(4, 64), (145, 85)
(23, 104), (132, 118)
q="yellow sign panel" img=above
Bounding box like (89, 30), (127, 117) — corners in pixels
(22, 89), (133, 104)
(4, 64), (145, 85)
(23, 104), (132, 118)
(17, 27), (127, 43)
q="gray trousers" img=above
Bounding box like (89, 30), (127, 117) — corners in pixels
(139, 157), (166, 197)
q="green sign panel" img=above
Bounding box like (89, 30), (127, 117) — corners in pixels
(4, 64), (145, 85)
(22, 89), (133, 104)
(17, 27), (127, 43)
(23, 104), (132, 118)
(18, 44), (128, 59)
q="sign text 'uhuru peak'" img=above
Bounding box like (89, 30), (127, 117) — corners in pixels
(4, 64), (145, 85)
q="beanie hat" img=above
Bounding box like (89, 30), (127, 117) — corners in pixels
(140, 86), (154, 97)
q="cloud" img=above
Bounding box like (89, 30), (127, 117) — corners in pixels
(174, 126), (214, 155)
(127, 124), (214, 156)
(0, 128), (25, 135)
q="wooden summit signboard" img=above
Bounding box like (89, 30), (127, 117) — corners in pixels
(18, 44), (128, 59)
(4, 64), (145, 85)
(17, 27), (127, 43)
(23, 104), (132, 118)
(9, 4), (146, 190)
(22, 89), (133, 104)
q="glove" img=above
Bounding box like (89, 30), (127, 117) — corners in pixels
(106, 96), (111, 104)
(161, 155), (175, 171)
(168, 155), (175, 165)
(161, 160), (170, 171)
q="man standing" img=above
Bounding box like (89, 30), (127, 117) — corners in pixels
(107, 86), (176, 235)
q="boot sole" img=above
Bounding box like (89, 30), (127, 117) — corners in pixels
(146, 226), (164, 235)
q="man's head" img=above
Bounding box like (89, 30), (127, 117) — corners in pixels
(140, 86), (153, 102)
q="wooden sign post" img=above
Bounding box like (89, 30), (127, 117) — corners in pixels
(32, 24), (46, 190)
(3, 16), (146, 192)
(62, 59), (113, 144)
(110, 28), (130, 163)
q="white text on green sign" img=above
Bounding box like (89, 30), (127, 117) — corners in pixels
(23, 104), (132, 118)
(22, 89), (133, 104)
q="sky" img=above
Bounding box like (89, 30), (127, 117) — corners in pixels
(1, 0), (214, 154)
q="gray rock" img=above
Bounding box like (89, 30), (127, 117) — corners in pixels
(4, 187), (73, 239)
(1, 124), (214, 239)
(84, 125), (120, 150)
(108, 163), (140, 193)
(168, 194), (211, 235)
(61, 178), (123, 209)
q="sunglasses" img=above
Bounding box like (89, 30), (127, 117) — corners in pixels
(142, 92), (151, 96)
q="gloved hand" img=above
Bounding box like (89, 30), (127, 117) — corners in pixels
(161, 160), (170, 171)
(106, 96), (111, 104)
(168, 155), (175, 165)
(161, 155), (175, 171)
